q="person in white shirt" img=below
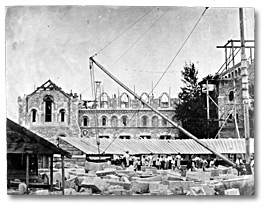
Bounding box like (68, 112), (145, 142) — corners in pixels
(156, 155), (161, 169)
(176, 153), (181, 170)
(148, 154), (153, 167)
(124, 151), (130, 167)
(171, 157), (176, 170)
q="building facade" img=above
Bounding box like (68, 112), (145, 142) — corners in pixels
(214, 40), (255, 138)
(217, 61), (254, 138)
(18, 80), (180, 141)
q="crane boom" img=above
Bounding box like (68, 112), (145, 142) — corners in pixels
(90, 57), (236, 167)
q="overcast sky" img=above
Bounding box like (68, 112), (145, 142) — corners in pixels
(5, 6), (254, 122)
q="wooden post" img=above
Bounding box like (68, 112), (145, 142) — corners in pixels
(231, 40), (235, 66)
(26, 153), (29, 194)
(233, 79), (240, 138)
(225, 47), (228, 70)
(206, 80), (210, 138)
(239, 8), (250, 164)
(61, 155), (65, 195)
(50, 154), (54, 192)
(250, 47), (253, 62)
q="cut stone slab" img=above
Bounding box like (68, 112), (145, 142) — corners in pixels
(222, 175), (254, 195)
(81, 177), (108, 193)
(96, 168), (116, 177)
(85, 161), (105, 172)
(200, 184), (216, 195)
(217, 165), (228, 174)
(186, 171), (211, 182)
(209, 168), (220, 177)
(141, 166), (158, 174)
(224, 188), (240, 195)
(104, 179), (131, 190)
(132, 181), (150, 194)
(189, 186), (206, 196)
(163, 180), (195, 190)
(148, 181), (162, 192)
(103, 175), (120, 180)
(157, 170), (170, 176)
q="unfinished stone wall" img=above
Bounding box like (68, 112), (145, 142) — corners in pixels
(218, 61), (254, 138)
(18, 88), (80, 140)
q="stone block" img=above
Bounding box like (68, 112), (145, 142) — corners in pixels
(189, 186), (206, 196)
(186, 171), (211, 182)
(142, 167), (158, 174)
(210, 168), (220, 177)
(224, 188), (240, 195)
(105, 185), (127, 195)
(132, 181), (150, 194)
(96, 168), (117, 177)
(132, 175), (163, 182)
(85, 161), (104, 172)
(104, 179), (131, 190)
(157, 170), (170, 176)
(81, 177), (108, 193)
(103, 175), (120, 180)
(18, 183), (27, 195)
(200, 184), (216, 195)
(149, 181), (161, 192)
(165, 180), (195, 190)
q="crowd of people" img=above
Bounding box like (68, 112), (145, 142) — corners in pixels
(108, 151), (254, 175)
(109, 152), (218, 172)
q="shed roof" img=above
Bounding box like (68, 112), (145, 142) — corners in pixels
(59, 137), (254, 155)
(7, 118), (71, 158)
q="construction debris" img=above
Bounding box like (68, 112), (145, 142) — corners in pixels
(8, 161), (254, 196)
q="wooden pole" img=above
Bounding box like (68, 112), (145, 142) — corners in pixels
(26, 153), (29, 194)
(233, 79), (240, 138)
(206, 80), (210, 138)
(50, 154), (54, 192)
(231, 40), (235, 66)
(61, 155), (65, 195)
(90, 57), (236, 167)
(225, 47), (228, 70)
(239, 8), (251, 164)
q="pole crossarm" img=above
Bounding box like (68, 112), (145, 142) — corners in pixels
(90, 57), (236, 167)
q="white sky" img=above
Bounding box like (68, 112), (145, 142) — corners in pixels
(5, 5), (254, 122)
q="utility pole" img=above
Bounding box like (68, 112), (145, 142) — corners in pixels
(233, 79), (240, 138)
(239, 8), (250, 164)
(206, 80), (210, 138)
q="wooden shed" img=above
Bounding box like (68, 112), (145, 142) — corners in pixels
(6, 118), (72, 195)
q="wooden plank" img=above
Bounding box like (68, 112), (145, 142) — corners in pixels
(50, 155), (53, 192)
(26, 154), (29, 194)
(61, 155), (65, 195)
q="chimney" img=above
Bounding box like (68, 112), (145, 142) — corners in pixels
(95, 81), (101, 108)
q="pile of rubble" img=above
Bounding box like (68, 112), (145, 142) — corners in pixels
(34, 162), (254, 196)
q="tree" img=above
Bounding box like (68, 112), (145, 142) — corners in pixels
(174, 62), (218, 138)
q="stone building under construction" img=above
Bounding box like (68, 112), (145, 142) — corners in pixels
(18, 80), (179, 142)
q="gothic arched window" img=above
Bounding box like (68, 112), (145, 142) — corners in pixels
(101, 116), (107, 126)
(111, 116), (118, 127)
(152, 116), (159, 127)
(31, 109), (37, 122)
(142, 116), (148, 127)
(120, 93), (129, 108)
(44, 96), (54, 122)
(59, 109), (65, 122)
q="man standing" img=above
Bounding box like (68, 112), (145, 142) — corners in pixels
(124, 151), (130, 167)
